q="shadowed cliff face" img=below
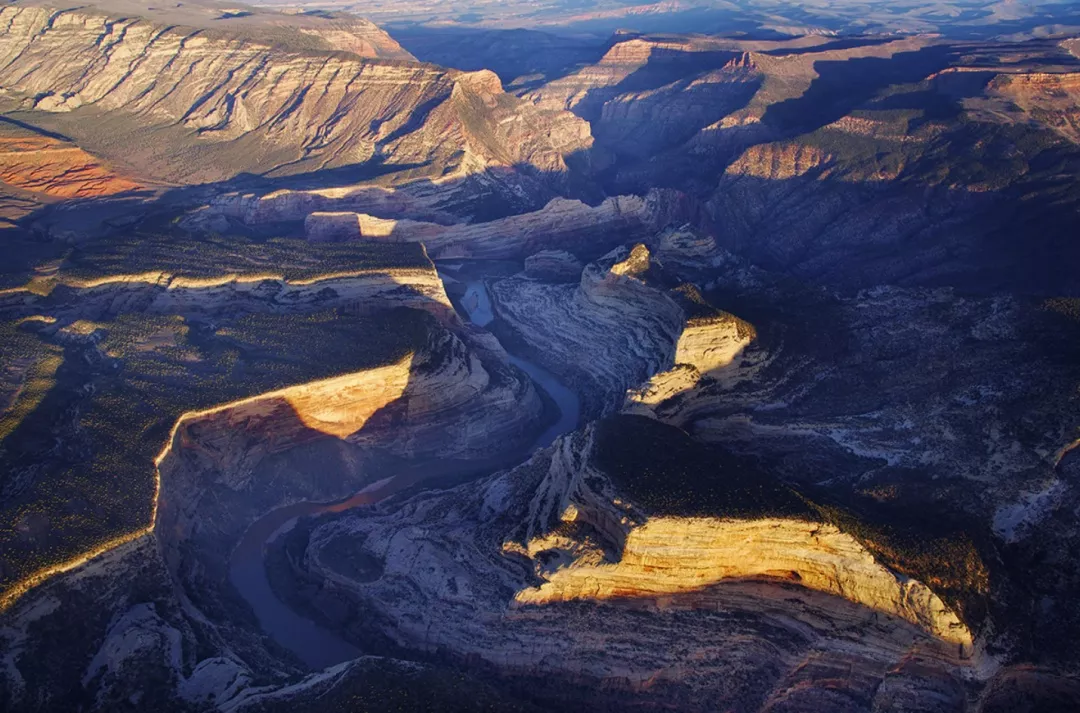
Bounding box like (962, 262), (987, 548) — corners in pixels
(489, 243), (754, 417)
(0, 327), (547, 707)
(0, 230), (550, 606)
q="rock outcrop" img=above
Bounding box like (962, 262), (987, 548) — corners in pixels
(0, 256), (456, 326)
(490, 243), (754, 415)
(264, 420), (977, 710)
(154, 314), (543, 618)
(985, 71), (1080, 143)
(297, 190), (692, 260)
(525, 37), (763, 159)
(523, 249), (583, 281)
(0, 121), (141, 199)
(0, 235), (547, 614)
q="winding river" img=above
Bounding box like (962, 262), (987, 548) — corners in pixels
(228, 278), (579, 670)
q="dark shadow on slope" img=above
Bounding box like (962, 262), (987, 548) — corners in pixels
(572, 47), (748, 125)
(388, 26), (611, 93)
(761, 36), (896, 56)
(567, 47), (761, 181)
(537, 7), (800, 38)
(0, 116), (76, 143)
(259, 159), (431, 188)
(760, 45), (958, 138)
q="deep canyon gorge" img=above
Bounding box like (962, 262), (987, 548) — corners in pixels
(0, 0), (1079, 711)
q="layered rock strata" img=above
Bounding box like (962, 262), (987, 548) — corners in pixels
(0, 123), (141, 199)
(0, 296), (545, 710)
(293, 189), (693, 260)
(523, 249), (583, 282)
(155, 315), (542, 613)
(0, 263), (456, 325)
(271, 422), (977, 710)
(489, 243), (754, 415)
(0, 3), (591, 183)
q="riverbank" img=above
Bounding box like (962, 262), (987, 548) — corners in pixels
(227, 271), (582, 669)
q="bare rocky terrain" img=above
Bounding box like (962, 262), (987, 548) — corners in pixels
(0, 0), (1079, 711)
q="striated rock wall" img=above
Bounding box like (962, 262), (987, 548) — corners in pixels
(490, 244), (683, 415)
(277, 423), (978, 709)
(0, 4), (591, 182)
(525, 37), (762, 159)
(524, 249), (583, 282)
(0, 299), (546, 711)
(725, 141), (832, 180)
(298, 190), (691, 260)
(155, 321), (542, 561)
(0, 265), (457, 325)
(514, 513), (971, 648)
(490, 242), (754, 415)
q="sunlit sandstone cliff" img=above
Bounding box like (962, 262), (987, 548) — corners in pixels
(0, 3), (592, 183)
(0, 235), (550, 617)
(512, 512), (970, 648)
(269, 420), (977, 710)
(154, 314), (543, 609)
(0, 301), (547, 707)
(0, 262), (455, 325)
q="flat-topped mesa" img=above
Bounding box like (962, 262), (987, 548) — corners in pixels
(0, 246), (459, 327)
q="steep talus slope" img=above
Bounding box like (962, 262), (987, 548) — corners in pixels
(0, 3), (591, 184)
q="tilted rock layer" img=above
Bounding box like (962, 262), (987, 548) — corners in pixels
(272, 422), (978, 711)
(0, 3), (591, 183)
(490, 243), (754, 416)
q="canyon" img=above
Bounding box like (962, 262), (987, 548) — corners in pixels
(0, 0), (1079, 711)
